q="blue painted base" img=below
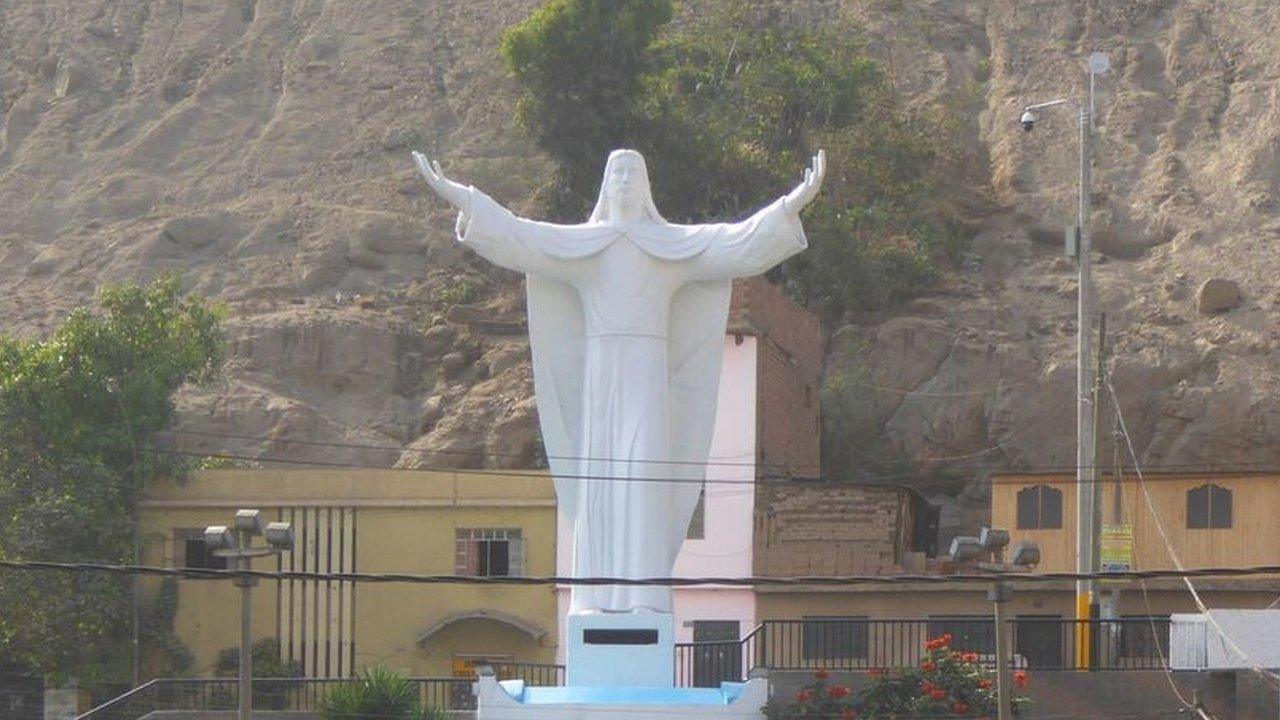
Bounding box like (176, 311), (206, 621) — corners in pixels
(501, 681), (750, 706)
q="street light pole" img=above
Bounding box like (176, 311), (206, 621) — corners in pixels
(1020, 51), (1109, 669)
(206, 510), (294, 720)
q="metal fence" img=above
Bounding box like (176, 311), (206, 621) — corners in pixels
(675, 617), (1171, 686)
(76, 663), (565, 720)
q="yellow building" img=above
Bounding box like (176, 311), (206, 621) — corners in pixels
(992, 471), (1280, 573)
(138, 468), (558, 679)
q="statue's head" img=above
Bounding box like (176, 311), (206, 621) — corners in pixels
(589, 149), (665, 223)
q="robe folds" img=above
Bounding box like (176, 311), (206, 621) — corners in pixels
(456, 188), (807, 613)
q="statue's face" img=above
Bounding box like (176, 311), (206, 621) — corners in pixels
(604, 155), (645, 215)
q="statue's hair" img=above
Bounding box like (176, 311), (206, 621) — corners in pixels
(588, 149), (666, 223)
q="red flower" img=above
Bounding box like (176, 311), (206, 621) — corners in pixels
(815, 669), (830, 680)
(829, 685), (851, 699)
(962, 652), (979, 663)
(952, 701), (970, 716)
(920, 681), (934, 694)
(930, 689), (947, 701)
(978, 679), (993, 689)
(796, 689), (813, 702)
(840, 710), (856, 720)
(1013, 670), (1028, 687)
(921, 661), (936, 672)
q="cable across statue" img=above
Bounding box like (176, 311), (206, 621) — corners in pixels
(414, 148), (824, 615)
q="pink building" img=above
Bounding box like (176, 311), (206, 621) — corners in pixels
(555, 277), (824, 676)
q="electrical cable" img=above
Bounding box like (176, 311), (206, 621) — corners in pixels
(1107, 372), (1280, 694)
(6, 558), (1280, 587)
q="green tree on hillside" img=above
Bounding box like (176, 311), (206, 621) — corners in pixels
(0, 277), (224, 684)
(501, 0), (967, 320)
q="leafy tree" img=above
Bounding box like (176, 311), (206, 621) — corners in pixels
(0, 277), (224, 685)
(501, 0), (968, 321)
(502, 0), (674, 220)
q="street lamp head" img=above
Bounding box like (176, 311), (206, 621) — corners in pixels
(979, 527), (1010, 552)
(234, 509), (263, 535)
(1011, 540), (1041, 568)
(264, 522), (295, 551)
(949, 535), (985, 562)
(1020, 109), (1036, 132)
(204, 525), (236, 550)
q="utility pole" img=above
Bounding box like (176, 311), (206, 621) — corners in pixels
(1019, 50), (1109, 669)
(991, 580), (1013, 720)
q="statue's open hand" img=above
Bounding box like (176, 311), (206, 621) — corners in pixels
(785, 149), (826, 211)
(412, 151), (470, 210)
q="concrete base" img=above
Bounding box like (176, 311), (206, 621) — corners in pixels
(476, 676), (767, 720)
(566, 612), (674, 687)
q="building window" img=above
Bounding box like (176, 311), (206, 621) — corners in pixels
(1016, 485), (1063, 529)
(801, 617), (869, 662)
(1186, 484), (1232, 529)
(927, 616), (994, 654)
(175, 528), (227, 570)
(455, 529), (523, 577)
(686, 488), (706, 540)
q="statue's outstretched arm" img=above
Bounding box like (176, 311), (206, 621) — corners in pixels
(412, 151), (473, 216)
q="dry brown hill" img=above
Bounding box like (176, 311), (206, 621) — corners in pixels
(2, 1), (1277, 531)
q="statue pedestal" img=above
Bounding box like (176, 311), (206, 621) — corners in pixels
(476, 612), (765, 720)
(476, 676), (768, 720)
(566, 611), (674, 687)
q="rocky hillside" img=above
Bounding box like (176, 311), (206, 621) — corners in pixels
(2, 1), (1277, 531)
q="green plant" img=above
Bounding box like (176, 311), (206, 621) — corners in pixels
(214, 638), (303, 710)
(321, 666), (445, 720)
(436, 279), (479, 307)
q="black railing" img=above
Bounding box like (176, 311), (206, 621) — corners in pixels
(675, 617), (1171, 685)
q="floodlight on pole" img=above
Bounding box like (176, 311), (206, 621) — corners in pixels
(980, 527), (1010, 552)
(948, 536), (985, 563)
(265, 522), (295, 551)
(204, 509), (292, 720)
(234, 508), (263, 535)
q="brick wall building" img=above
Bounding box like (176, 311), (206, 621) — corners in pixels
(727, 277), (823, 479)
(753, 482), (935, 578)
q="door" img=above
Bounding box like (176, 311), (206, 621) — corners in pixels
(691, 620), (741, 688)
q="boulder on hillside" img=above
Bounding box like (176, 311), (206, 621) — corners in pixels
(1196, 278), (1242, 315)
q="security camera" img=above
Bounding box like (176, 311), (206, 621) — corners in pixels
(1020, 110), (1036, 132)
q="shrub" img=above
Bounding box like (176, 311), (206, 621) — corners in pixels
(764, 635), (1031, 719)
(320, 666), (449, 720)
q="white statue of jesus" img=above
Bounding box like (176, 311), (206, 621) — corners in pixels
(414, 148), (824, 614)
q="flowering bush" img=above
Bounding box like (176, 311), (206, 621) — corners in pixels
(764, 635), (1032, 719)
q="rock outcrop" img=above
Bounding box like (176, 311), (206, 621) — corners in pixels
(2, 1), (1278, 535)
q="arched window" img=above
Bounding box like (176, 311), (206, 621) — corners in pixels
(1016, 485), (1063, 529)
(1186, 483), (1232, 529)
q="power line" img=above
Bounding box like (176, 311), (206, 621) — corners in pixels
(163, 429), (1280, 479)
(153, 444), (1280, 488)
(5, 558), (1280, 587)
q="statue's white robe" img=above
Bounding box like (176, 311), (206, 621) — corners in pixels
(456, 188), (807, 613)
